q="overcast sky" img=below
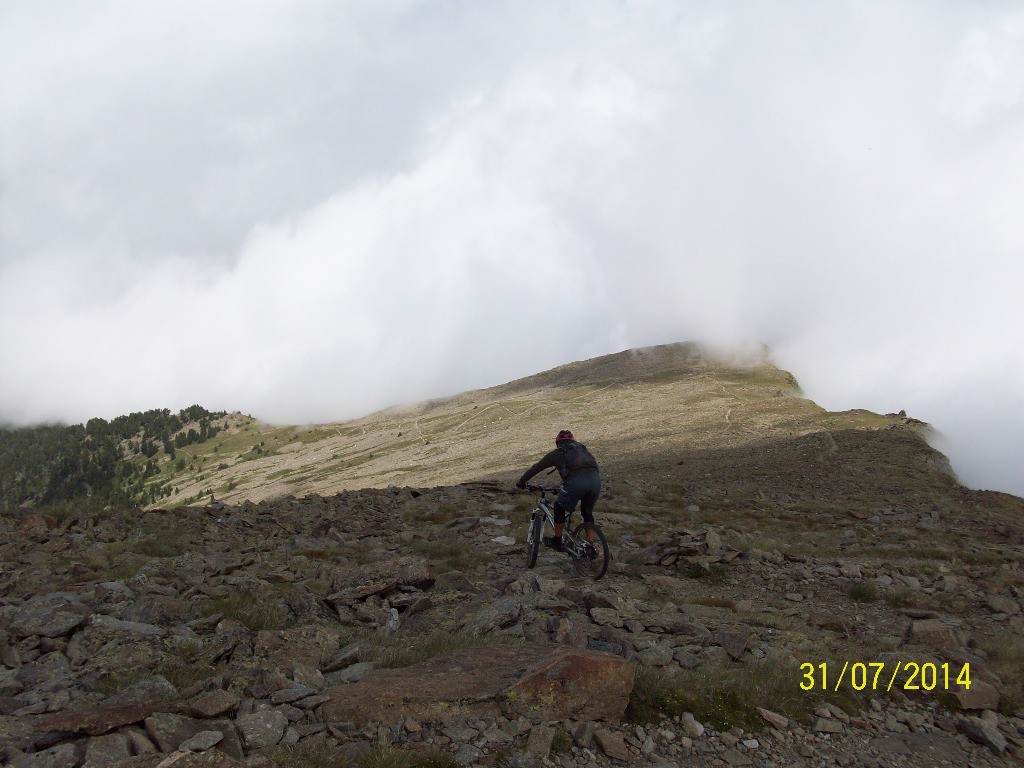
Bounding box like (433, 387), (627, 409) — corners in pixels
(1, 1), (1022, 495)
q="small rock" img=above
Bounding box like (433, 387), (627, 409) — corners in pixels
(985, 595), (1020, 615)
(270, 685), (316, 704)
(573, 721), (596, 748)
(672, 648), (701, 669)
(321, 643), (362, 673)
(179, 730), (224, 752)
(814, 717), (844, 734)
(291, 664), (326, 690)
(324, 661), (375, 684)
(106, 675), (178, 706)
(721, 748), (753, 767)
(463, 596), (524, 635)
(637, 644), (674, 667)
(711, 630), (751, 661)
(189, 689), (240, 718)
(589, 607), (625, 628)
(594, 728), (630, 760)
(237, 709), (288, 749)
(958, 715), (1007, 754)
(680, 712), (704, 739)
(757, 707), (789, 729)
(454, 744), (483, 766)
(125, 728), (158, 755)
(83, 733), (130, 768)
(952, 680), (1000, 711)
(443, 725), (478, 743)
(10, 743), (79, 768)
(526, 725), (555, 758)
(907, 619), (961, 649)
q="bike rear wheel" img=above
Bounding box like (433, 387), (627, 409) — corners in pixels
(526, 512), (543, 569)
(569, 522), (610, 580)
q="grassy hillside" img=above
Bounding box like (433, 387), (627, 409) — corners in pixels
(141, 342), (950, 509)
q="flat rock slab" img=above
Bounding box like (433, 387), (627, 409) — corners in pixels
(30, 699), (184, 739)
(320, 644), (634, 726)
(9, 610), (87, 640)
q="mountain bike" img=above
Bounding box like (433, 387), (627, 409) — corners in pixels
(523, 484), (610, 580)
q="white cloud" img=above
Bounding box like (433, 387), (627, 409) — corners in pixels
(1, 1), (1022, 495)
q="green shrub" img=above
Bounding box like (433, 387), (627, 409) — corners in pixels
(848, 581), (878, 602)
(551, 730), (572, 753)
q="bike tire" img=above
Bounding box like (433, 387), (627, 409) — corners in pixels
(526, 512), (543, 569)
(570, 522), (610, 580)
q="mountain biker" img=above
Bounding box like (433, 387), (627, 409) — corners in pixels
(516, 430), (600, 551)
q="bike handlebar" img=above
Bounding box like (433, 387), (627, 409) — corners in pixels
(523, 484), (560, 494)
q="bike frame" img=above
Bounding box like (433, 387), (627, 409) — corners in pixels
(528, 486), (590, 559)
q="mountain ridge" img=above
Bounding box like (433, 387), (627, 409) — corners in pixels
(3, 342), (1009, 512)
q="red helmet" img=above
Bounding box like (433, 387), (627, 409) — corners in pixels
(555, 430), (575, 444)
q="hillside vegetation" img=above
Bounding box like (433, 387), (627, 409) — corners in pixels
(0, 406), (227, 509)
(0, 343), (968, 512)
(96, 343), (951, 509)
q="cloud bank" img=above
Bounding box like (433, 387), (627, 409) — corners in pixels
(2, 2), (1022, 495)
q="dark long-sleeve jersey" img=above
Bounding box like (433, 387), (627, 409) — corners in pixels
(518, 441), (599, 485)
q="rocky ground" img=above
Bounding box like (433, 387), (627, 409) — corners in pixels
(2, 467), (1023, 768)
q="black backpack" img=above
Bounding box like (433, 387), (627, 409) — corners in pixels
(560, 441), (598, 474)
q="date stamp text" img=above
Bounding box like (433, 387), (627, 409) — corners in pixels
(800, 662), (971, 693)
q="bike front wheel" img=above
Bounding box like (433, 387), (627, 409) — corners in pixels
(525, 513), (543, 569)
(569, 522), (610, 580)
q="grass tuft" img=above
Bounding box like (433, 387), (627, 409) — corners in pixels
(201, 593), (290, 631)
(363, 746), (459, 768)
(625, 659), (859, 731)
(410, 539), (491, 573)
(978, 634), (1024, 715)
(345, 629), (516, 669)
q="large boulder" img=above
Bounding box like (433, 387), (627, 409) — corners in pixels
(319, 644), (634, 726)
